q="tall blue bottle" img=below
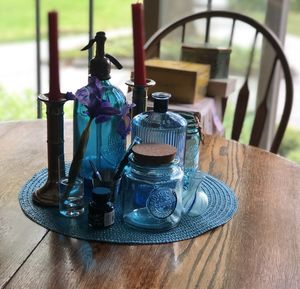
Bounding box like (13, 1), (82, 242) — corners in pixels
(73, 32), (126, 183)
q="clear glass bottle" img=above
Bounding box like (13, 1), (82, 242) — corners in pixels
(131, 92), (187, 167)
(121, 143), (184, 231)
(73, 31), (127, 183)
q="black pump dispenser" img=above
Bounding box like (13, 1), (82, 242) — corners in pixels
(81, 31), (123, 80)
(152, 92), (171, 113)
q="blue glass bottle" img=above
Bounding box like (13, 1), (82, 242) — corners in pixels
(73, 32), (127, 184)
(131, 92), (187, 167)
(121, 143), (183, 231)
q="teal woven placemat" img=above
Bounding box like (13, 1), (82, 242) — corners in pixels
(19, 168), (238, 244)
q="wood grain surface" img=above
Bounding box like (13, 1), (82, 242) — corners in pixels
(1, 121), (299, 289)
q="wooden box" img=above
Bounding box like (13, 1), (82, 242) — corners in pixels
(181, 44), (231, 79)
(207, 78), (237, 97)
(145, 59), (210, 104)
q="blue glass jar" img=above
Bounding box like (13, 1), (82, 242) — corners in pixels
(131, 92), (187, 167)
(121, 143), (184, 231)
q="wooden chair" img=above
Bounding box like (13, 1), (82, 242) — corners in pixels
(144, 10), (293, 153)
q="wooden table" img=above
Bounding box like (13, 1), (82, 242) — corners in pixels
(1, 120), (299, 289)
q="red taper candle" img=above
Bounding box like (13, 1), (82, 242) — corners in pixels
(48, 11), (61, 101)
(132, 3), (147, 86)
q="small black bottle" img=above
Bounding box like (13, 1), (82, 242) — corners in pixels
(88, 187), (115, 228)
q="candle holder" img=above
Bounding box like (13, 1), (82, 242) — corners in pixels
(126, 79), (155, 118)
(32, 93), (67, 207)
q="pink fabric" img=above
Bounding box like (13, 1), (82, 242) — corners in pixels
(168, 98), (224, 135)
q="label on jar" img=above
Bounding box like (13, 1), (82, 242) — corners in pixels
(104, 210), (115, 227)
(89, 210), (115, 228)
(146, 187), (177, 219)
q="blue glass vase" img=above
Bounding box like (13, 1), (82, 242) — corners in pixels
(73, 31), (128, 187)
(73, 79), (126, 180)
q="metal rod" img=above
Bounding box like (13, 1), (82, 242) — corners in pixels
(205, 0), (212, 44)
(246, 31), (258, 79)
(35, 0), (42, 118)
(181, 24), (186, 43)
(207, 0), (212, 10)
(88, 0), (94, 62)
(229, 19), (236, 47)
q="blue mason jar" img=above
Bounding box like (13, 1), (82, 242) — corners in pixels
(121, 143), (184, 231)
(177, 111), (202, 185)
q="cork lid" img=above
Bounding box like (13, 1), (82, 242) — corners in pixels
(132, 143), (177, 165)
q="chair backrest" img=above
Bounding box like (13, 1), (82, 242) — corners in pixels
(144, 10), (293, 154)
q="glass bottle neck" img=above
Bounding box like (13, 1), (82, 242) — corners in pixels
(89, 77), (111, 86)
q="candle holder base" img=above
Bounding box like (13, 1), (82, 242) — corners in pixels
(126, 79), (155, 117)
(32, 93), (67, 207)
(32, 181), (60, 207)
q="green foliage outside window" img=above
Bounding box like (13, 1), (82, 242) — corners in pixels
(228, 0), (300, 11)
(228, 0), (266, 11)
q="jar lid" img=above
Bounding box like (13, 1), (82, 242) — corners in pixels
(152, 92), (171, 113)
(92, 187), (111, 203)
(132, 143), (177, 165)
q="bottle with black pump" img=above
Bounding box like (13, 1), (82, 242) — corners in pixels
(73, 31), (128, 186)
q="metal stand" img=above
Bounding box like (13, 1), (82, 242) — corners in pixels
(32, 93), (67, 207)
(126, 79), (155, 117)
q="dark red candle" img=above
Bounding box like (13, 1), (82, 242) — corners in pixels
(132, 3), (147, 86)
(48, 11), (61, 101)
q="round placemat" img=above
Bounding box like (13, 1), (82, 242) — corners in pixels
(19, 168), (238, 244)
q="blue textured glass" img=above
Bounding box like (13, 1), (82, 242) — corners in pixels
(182, 171), (208, 217)
(73, 80), (126, 180)
(174, 112), (201, 191)
(131, 94), (187, 167)
(183, 117), (201, 178)
(121, 155), (183, 231)
(59, 177), (84, 217)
